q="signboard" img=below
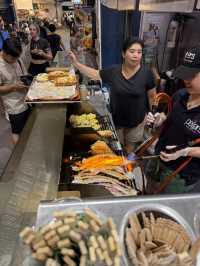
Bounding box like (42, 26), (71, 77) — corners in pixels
(139, 0), (195, 12)
(101, 0), (136, 10)
(140, 12), (173, 68)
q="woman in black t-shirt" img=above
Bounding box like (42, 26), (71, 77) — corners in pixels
(28, 23), (53, 76)
(68, 38), (156, 153)
(47, 24), (65, 59)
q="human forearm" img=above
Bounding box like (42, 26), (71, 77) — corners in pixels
(148, 88), (156, 109)
(186, 147), (200, 158)
(43, 52), (53, 60)
(68, 50), (100, 80)
(73, 61), (100, 80)
(160, 146), (200, 162)
(0, 84), (15, 95)
(60, 41), (65, 51)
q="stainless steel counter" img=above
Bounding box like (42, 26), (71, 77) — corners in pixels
(0, 105), (66, 266)
(0, 94), (120, 266)
(35, 193), (200, 266)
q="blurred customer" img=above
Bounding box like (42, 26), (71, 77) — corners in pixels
(0, 16), (9, 51)
(28, 23), (52, 76)
(0, 39), (30, 144)
(47, 24), (65, 59)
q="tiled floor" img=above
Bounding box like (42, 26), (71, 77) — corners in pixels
(0, 114), (13, 176)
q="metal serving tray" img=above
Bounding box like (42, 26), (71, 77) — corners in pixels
(35, 194), (200, 265)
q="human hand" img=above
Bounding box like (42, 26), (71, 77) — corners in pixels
(160, 146), (190, 162)
(12, 82), (28, 92)
(36, 49), (45, 56)
(146, 112), (166, 128)
(31, 49), (38, 54)
(67, 50), (78, 64)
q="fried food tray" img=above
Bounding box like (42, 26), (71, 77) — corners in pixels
(35, 194), (200, 265)
(25, 84), (81, 103)
(68, 113), (123, 156)
(60, 134), (130, 189)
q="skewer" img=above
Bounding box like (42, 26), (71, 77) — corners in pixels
(135, 155), (160, 160)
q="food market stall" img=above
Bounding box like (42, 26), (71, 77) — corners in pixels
(0, 52), (138, 265)
(1, 53), (200, 266)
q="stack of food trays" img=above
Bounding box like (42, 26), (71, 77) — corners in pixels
(25, 69), (79, 103)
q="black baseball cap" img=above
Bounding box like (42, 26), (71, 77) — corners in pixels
(173, 47), (200, 80)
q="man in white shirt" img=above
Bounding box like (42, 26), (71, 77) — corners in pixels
(0, 38), (30, 144)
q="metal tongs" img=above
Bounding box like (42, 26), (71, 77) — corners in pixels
(126, 153), (160, 163)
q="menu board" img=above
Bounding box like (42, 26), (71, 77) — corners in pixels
(139, 0), (195, 12)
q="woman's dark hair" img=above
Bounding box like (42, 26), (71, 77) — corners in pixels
(3, 38), (22, 58)
(48, 24), (56, 33)
(122, 37), (144, 53)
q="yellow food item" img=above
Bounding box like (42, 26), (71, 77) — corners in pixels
(48, 70), (69, 81)
(97, 130), (113, 138)
(54, 75), (77, 86)
(91, 141), (113, 155)
(36, 73), (49, 82)
(69, 113), (100, 130)
(76, 154), (126, 170)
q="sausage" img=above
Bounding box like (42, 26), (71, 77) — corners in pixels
(24, 233), (35, 245)
(89, 220), (100, 233)
(57, 225), (70, 235)
(79, 240), (88, 255)
(96, 248), (104, 260)
(103, 251), (112, 266)
(80, 256), (87, 266)
(89, 246), (96, 263)
(63, 255), (76, 266)
(61, 248), (76, 257)
(32, 252), (47, 261)
(19, 227), (33, 240)
(36, 246), (53, 257)
(114, 256), (120, 266)
(40, 224), (51, 235)
(111, 229), (119, 243)
(107, 217), (116, 230)
(44, 230), (56, 241)
(89, 235), (98, 249)
(57, 238), (71, 249)
(51, 220), (63, 230)
(97, 235), (107, 250)
(33, 239), (46, 250)
(108, 236), (116, 252)
(84, 208), (103, 226)
(63, 218), (75, 225)
(78, 221), (89, 230)
(69, 230), (82, 242)
(47, 235), (60, 248)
